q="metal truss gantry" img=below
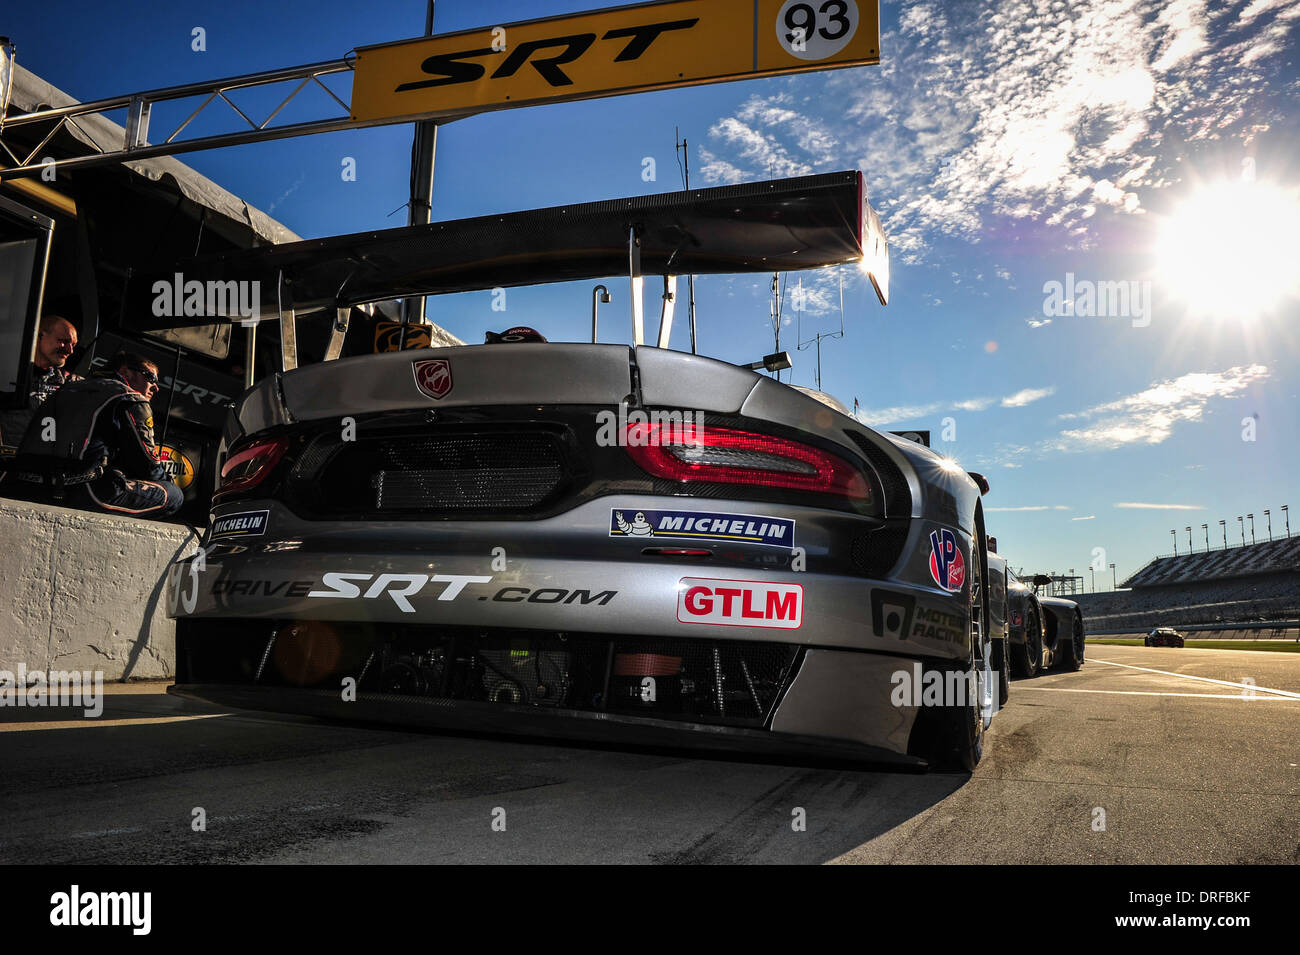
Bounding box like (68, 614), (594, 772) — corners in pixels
(0, 56), (387, 179)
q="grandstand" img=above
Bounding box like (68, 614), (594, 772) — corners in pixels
(1071, 537), (1300, 635)
(1120, 537), (1300, 588)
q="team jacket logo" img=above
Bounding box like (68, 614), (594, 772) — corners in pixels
(394, 19), (698, 93)
(928, 529), (966, 592)
(610, 509), (794, 548)
(677, 578), (802, 629)
(155, 445), (195, 490)
(412, 359), (453, 399)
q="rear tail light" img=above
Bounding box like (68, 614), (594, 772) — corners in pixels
(624, 421), (870, 501)
(214, 437), (289, 501)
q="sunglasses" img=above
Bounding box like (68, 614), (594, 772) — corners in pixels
(129, 367), (160, 385)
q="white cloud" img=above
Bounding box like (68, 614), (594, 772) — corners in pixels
(855, 383), (1052, 426)
(1052, 364), (1269, 451)
(986, 505), (1071, 512)
(1072, 515), (1097, 521)
(1114, 502), (1205, 510)
(701, 0), (1294, 262)
(1002, 386), (1056, 408)
(1026, 318), (1052, 328)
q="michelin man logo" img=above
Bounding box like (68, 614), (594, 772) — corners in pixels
(614, 511), (654, 537)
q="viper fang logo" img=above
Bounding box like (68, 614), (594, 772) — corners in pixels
(928, 529), (966, 593)
(394, 19), (699, 92)
(413, 359), (452, 399)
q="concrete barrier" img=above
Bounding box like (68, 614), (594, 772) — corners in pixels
(0, 497), (198, 680)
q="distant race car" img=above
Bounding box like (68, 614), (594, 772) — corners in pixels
(1145, 628), (1185, 648)
(160, 173), (1004, 770)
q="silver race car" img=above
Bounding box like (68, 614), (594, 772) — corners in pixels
(159, 172), (998, 769)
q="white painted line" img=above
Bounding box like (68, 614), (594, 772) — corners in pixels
(0, 712), (231, 732)
(1015, 686), (1299, 700)
(1089, 658), (1300, 700)
(71, 827), (144, 838)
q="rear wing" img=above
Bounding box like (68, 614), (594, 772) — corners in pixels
(126, 170), (889, 328)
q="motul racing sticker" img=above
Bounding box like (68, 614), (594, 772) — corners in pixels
(412, 358), (452, 399)
(677, 577), (802, 629)
(928, 528), (966, 592)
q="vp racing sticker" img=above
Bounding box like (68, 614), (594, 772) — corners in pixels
(210, 510), (269, 540)
(611, 509), (794, 547)
(928, 528), (966, 593)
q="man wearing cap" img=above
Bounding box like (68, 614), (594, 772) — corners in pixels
(484, 326), (548, 344)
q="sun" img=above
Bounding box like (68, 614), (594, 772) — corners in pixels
(1156, 178), (1300, 320)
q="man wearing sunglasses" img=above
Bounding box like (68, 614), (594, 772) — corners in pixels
(13, 351), (183, 518)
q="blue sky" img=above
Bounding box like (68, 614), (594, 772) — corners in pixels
(10, 0), (1300, 583)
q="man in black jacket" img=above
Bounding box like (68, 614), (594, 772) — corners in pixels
(17, 352), (183, 517)
(0, 314), (82, 447)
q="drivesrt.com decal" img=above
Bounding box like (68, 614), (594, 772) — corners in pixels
(677, 577), (802, 629)
(928, 528), (966, 592)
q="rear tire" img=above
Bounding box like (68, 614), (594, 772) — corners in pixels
(993, 637), (1010, 706)
(1010, 609), (1042, 678)
(932, 527), (986, 772)
(1057, 616), (1084, 671)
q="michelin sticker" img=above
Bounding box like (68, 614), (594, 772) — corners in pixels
(610, 509), (795, 547)
(210, 510), (269, 540)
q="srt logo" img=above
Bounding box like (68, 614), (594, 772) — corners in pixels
(307, 573), (619, 613)
(395, 18), (699, 92)
(310, 573), (491, 613)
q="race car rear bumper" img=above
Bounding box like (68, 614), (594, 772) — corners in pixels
(172, 617), (950, 766)
(167, 682), (929, 768)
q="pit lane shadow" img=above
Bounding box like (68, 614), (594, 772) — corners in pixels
(0, 689), (971, 865)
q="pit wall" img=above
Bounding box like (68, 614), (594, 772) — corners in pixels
(0, 498), (198, 680)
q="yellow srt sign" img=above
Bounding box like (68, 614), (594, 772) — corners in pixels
(351, 0), (880, 122)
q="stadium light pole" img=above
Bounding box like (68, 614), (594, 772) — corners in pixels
(1247, 513), (1255, 545)
(1237, 516), (1245, 546)
(1284, 505), (1290, 538)
(1219, 520), (1226, 549)
(1170, 528), (1177, 556)
(1264, 510), (1271, 541)
(1185, 526), (1192, 550)
(1110, 562), (1116, 590)
(1201, 524), (1208, 552)
(1089, 567), (1095, 593)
